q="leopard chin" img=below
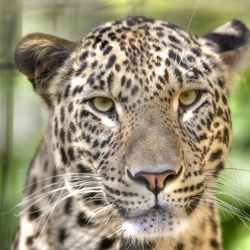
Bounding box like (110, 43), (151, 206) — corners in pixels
(122, 208), (189, 240)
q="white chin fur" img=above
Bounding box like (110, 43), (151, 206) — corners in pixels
(122, 218), (189, 241)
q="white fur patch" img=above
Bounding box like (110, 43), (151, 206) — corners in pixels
(155, 62), (165, 76)
(122, 220), (140, 239)
(101, 117), (116, 127)
(19, 216), (34, 249)
(122, 217), (190, 240)
(71, 76), (84, 86)
(182, 110), (194, 122)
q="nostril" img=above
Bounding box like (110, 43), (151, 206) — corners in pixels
(127, 168), (181, 195)
(163, 166), (183, 184)
(127, 170), (149, 188)
(164, 173), (176, 183)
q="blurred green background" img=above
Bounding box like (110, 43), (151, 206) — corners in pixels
(0, 0), (250, 249)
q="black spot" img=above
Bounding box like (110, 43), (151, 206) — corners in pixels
(165, 22), (178, 30)
(121, 96), (128, 103)
(210, 216), (218, 233)
(214, 122), (219, 128)
(28, 176), (37, 195)
(93, 35), (102, 48)
(115, 63), (121, 72)
(92, 60), (98, 69)
(107, 72), (115, 89)
(58, 228), (67, 243)
(60, 128), (65, 143)
(164, 68), (169, 82)
(83, 134), (91, 143)
(64, 197), (72, 214)
(121, 75), (126, 87)
(202, 61), (211, 72)
(190, 67), (202, 79)
(196, 181), (204, 190)
(168, 34), (180, 43)
(68, 147), (75, 161)
(103, 45), (113, 55)
(26, 236), (34, 245)
(60, 107), (65, 123)
(165, 58), (170, 66)
(153, 91), (159, 96)
(210, 239), (219, 249)
(68, 102), (74, 113)
(84, 192), (103, 205)
(169, 50), (181, 63)
(186, 191), (203, 215)
(87, 73), (95, 85)
(214, 90), (220, 102)
(60, 147), (67, 164)
(175, 242), (184, 250)
(93, 152), (100, 160)
(100, 40), (109, 50)
(106, 54), (116, 69)
(131, 86), (139, 96)
(199, 133), (207, 141)
(29, 206), (40, 220)
(72, 85), (83, 96)
(99, 26), (112, 35)
(187, 55), (195, 62)
(63, 85), (71, 99)
(217, 107), (223, 116)
(77, 212), (94, 227)
(209, 149), (223, 162)
(77, 163), (93, 173)
(214, 162), (224, 175)
(223, 127), (230, 145)
(80, 51), (89, 61)
(191, 48), (201, 57)
(217, 78), (224, 88)
(43, 161), (48, 171)
(174, 68), (183, 84)
(70, 122), (78, 133)
(126, 79), (131, 89)
(99, 237), (115, 249)
(108, 32), (117, 41)
(92, 139), (99, 148)
(52, 168), (57, 184)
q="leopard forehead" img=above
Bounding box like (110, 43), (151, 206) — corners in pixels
(59, 16), (220, 104)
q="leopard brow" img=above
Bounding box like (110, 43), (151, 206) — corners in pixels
(181, 83), (210, 92)
(80, 91), (115, 103)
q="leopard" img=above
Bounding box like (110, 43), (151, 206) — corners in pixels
(11, 16), (249, 250)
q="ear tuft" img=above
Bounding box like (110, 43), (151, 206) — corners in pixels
(203, 20), (250, 67)
(15, 33), (76, 106)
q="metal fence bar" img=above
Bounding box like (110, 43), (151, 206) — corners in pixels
(0, 0), (20, 249)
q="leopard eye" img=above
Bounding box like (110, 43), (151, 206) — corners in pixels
(179, 90), (200, 107)
(89, 97), (114, 114)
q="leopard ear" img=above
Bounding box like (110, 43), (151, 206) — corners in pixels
(15, 33), (76, 107)
(203, 20), (250, 67)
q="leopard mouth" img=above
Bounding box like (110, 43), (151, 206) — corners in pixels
(121, 206), (188, 239)
(125, 205), (168, 220)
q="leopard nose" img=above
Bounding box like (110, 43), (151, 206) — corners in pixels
(127, 169), (179, 195)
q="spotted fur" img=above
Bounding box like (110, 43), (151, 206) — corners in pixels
(12, 17), (249, 250)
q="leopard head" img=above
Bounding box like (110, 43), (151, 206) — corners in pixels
(15, 17), (249, 241)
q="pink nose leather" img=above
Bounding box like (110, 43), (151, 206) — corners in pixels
(130, 170), (177, 195)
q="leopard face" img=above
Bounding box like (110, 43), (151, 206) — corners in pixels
(15, 16), (249, 247)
